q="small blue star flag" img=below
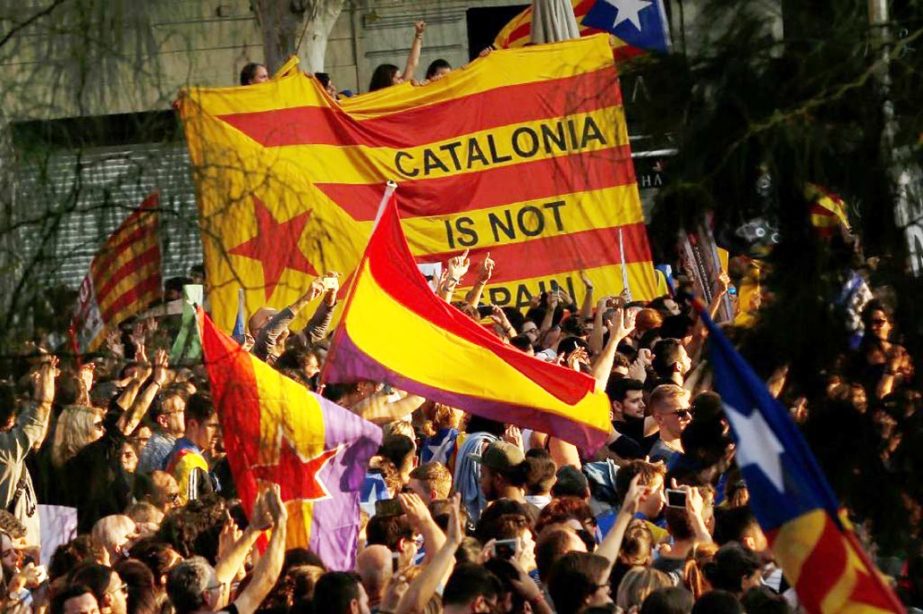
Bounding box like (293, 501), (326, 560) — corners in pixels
(582, 0), (671, 53)
(698, 305), (903, 613)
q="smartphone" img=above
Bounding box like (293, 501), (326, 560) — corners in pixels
(375, 498), (404, 518)
(550, 280), (560, 293)
(493, 538), (520, 561)
(477, 304), (494, 318)
(665, 488), (687, 509)
(322, 276), (339, 292)
(391, 552), (400, 573)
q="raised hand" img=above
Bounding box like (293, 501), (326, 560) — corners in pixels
(503, 425), (524, 451)
(414, 20), (426, 36)
(580, 270), (594, 290)
(397, 492), (432, 531)
(608, 307), (637, 341)
(33, 356), (59, 406)
(478, 252), (495, 284)
(447, 249), (471, 280)
(106, 330), (125, 358)
(621, 473), (648, 517)
(152, 349), (169, 386)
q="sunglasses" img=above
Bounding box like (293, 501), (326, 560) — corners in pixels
(670, 409), (694, 419)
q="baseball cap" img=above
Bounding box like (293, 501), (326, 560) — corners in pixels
(551, 465), (589, 497)
(469, 441), (525, 474)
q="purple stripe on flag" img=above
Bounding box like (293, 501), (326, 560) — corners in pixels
(307, 392), (382, 571)
(324, 331), (608, 451)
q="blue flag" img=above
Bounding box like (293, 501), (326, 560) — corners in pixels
(583, 0), (671, 53)
(231, 288), (246, 343)
(698, 306), (903, 612)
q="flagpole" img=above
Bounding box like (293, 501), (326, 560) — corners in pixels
(618, 227), (632, 301)
(318, 181), (398, 390)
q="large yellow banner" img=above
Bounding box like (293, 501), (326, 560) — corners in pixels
(178, 35), (658, 333)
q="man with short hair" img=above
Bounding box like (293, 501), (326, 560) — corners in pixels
(442, 563), (502, 614)
(648, 384), (692, 464)
(606, 378), (659, 460)
(355, 545), (391, 611)
(69, 564), (128, 614)
(51, 585), (101, 614)
(406, 462), (452, 502)
(651, 339), (691, 387)
(164, 392), (220, 504)
(523, 449), (556, 509)
(312, 572), (370, 614)
(608, 460), (668, 543)
(138, 386), (186, 473)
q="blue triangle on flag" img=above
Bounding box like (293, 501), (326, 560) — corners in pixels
(583, 0), (671, 53)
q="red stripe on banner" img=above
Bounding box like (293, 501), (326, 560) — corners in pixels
(95, 244), (161, 303)
(315, 145), (637, 222)
(199, 311), (263, 526)
(100, 275), (161, 323)
(91, 218), (158, 277)
(364, 199), (597, 407)
(504, 21), (532, 47)
(788, 513), (848, 613)
(416, 222), (652, 285)
(218, 67), (621, 149)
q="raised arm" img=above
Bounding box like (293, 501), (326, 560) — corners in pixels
(395, 494), (462, 614)
(588, 296), (612, 355)
(0, 357), (57, 464)
(233, 484), (288, 614)
(350, 390), (425, 425)
(465, 253), (494, 309)
(118, 349), (169, 435)
(579, 271), (595, 322)
(595, 474), (645, 576)
(398, 492), (446, 563)
(590, 308), (636, 392)
(401, 21), (426, 82)
(438, 250), (470, 302)
(114, 344), (150, 412)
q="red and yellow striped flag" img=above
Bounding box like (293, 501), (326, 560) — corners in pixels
(177, 35), (658, 333)
(72, 193), (162, 351)
(806, 183), (851, 238)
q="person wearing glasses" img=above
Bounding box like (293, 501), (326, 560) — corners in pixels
(69, 564), (129, 614)
(137, 387), (187, 474)
(648, 385), (693, 465)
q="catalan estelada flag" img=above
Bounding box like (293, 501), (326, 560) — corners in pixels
(806, 183), (852, 238)
(494, 0), (669, 59)
(322, 187), (612, 451)
(177, 35), (657, 334)
(700, 307), (904, 613)
(199, 308), (382, 570)
(72, 193), (162, 351)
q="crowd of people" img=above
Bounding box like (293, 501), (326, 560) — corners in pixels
(2, 235), (923, 614)
(1, 20), (921, 614)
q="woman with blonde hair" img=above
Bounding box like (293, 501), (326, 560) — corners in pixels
(615, 567), (673, 613)
(50, 405), (104, 468)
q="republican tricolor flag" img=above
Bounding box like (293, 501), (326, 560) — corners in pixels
(199, 309), (382, 570)
(700, 307), (904, 613)
(322, 186), (612, 452)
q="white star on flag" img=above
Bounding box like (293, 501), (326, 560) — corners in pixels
(603, 0), (653, 30)
(722, 403), (786, 493)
